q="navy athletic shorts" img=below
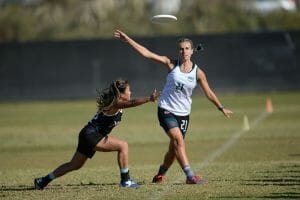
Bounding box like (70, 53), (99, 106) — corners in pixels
(157, 107), (190, 138)
(76, 125), (105, 158)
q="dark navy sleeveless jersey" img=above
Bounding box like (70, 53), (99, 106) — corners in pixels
(88, 110), (123, 136)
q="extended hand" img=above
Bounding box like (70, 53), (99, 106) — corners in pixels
(114, 30), (129, 42)
(222, 108), (233, 118)
(150, 89), (160, 102)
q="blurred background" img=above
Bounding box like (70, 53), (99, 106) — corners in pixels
(0, 0), (300, 100)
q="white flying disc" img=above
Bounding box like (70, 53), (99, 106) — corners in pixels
(151, 14), (177, 24)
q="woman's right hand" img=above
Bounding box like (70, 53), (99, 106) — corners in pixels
(114, 29), (173, 70)
(114, 30), (129, 42)
(150, 89), (160, 102)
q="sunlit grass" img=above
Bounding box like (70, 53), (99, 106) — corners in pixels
(0, 92), (299, 199)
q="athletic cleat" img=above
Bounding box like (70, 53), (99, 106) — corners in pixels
(186, 175), (207, 185)
(152, 174), (165, 183)
(34, 177), (48, 190)
(120, 178), (140, 189)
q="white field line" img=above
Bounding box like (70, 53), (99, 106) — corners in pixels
(195, 111), (269, 170)
(149, 111), (270, 200)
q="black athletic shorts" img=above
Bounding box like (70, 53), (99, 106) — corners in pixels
(76, 125), (105, 158)
(157, 107), (190, 138)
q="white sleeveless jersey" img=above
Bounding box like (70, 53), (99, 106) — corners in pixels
(159, 61), (198, 116)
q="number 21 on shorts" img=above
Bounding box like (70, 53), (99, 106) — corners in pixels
(180, 119), (188, 133)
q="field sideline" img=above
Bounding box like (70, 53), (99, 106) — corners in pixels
(0, 92), (299, 199)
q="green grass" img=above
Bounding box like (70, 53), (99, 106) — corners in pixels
(0, 92), (299, 200)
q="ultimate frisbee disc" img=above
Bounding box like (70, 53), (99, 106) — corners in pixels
(151, 14), (177, 24)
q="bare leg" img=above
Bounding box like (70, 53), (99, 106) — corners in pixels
(94, 135), (128, 169)
(53, 151), (88, 178)
(34, 151), (88, 189)
(153, 127), (190, 182)
(164, 127), (203, 183)
(165, 127), (189, 168)
(93, 135), (139, 188)
(161, 140), (176, 169)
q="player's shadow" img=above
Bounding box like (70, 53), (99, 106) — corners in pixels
(0, 185), (35, 192)
(0, 181), (145, 192)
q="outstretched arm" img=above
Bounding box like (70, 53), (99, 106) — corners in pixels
(197, 69), (233, 118)
(114, 30), (174, 70)
(115, 89), (160, 109)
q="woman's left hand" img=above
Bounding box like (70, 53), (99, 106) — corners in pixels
(222, 108), (233, 118)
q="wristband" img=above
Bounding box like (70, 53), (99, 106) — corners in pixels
(218, 105), (224, 111)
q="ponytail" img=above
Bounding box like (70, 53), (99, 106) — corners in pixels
(194, 43), (204, 52)
(96, 79), (128, 112)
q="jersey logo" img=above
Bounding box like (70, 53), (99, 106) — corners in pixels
(108, 120), (120, 128)
(114, 121), (120, 126)
(175, 82), (184, 92)
(188, 76), (194, 82)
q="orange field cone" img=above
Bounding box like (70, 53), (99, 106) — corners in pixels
(243, 115), (250, 131)
(265, 98), (273, 113)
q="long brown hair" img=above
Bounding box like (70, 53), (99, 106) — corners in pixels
(96, 79), (128, 112)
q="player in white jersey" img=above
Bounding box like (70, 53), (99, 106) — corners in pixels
(115, 30), (233, 184)
(159, 59), (198, 116)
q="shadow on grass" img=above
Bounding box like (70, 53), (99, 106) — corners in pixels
(242, 177), (300, 186)
(0, 185), (35, 191)
(210, 192), (300, 199)
(243, 164), (300, 187)
(262, 192), (300, 199)
(210, 163), (300, 199)
(289, 154), (300, 157)
(0, 181), (146, 192)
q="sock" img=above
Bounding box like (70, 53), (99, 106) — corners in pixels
(120, 168), (129, 174)
(120, 168), (130, 182)
(43, 172), (55, 185)
(48, 172), (55, 180)
(158, 165), (168, 176)
(183, 165), (194, 178)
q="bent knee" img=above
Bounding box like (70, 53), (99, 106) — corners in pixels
(168, 129), (184, 140)
(171, 137), (185, 148)
(118, 140), (128, 151)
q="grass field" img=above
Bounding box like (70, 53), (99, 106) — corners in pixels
(0, 92), (299, 200)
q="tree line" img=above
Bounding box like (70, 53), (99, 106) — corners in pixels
(0, 0), (299, 42)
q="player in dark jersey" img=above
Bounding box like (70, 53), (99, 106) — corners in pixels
(34, 79), (160, 189)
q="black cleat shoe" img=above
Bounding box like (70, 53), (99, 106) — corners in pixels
(34, 177), (48, 190)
